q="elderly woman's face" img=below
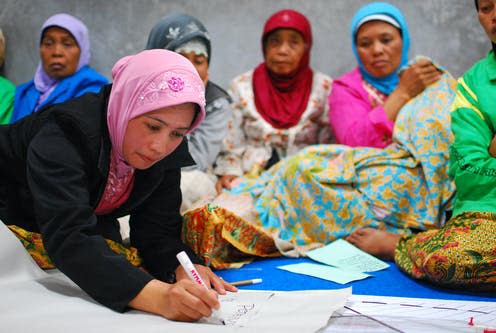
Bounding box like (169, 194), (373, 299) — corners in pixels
(356, 21), (403, 78)
(40, 26), (81, 79)
(264, 28), (306, 76)
(478, 0), (496, 43)
(122, 102), (195, 170)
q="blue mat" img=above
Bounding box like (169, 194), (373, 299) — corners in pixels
(215, 257), (495, 302)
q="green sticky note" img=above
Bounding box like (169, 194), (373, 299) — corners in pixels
(277, 262), (370, 284)
(307, 239), (389, 273)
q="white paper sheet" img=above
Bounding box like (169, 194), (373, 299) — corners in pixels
(0, 223), (350, 332)
(322, 294), (496, 333)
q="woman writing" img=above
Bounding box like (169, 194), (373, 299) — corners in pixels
(0, 49), (235, 320)
(328, 2), (441, 148)
(11, 13), (107, 123)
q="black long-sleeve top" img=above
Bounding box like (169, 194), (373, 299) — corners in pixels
(0, 85), (202, 312)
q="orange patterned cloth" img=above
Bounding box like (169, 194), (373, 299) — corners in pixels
(182, 204), (280, 269)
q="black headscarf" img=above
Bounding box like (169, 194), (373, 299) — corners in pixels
(145, 13), (231, 104)
(145, 13), (211, 63)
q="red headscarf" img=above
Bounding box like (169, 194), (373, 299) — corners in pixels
(252, 9), (314, 129)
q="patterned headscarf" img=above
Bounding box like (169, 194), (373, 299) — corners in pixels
(145, 13), (211, 63)
(252, 9), (314, 129)
(95, 49), (206, 214)
(34, 13), (91, 95)
(350, 2), (410, 95)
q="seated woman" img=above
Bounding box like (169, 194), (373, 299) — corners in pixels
(0, 49), (235, 320)
(0, 27), (15, 124)
(145, 13), (232, 213)
(347, 0), (496, 291)
(11, 13), (107, 123)
(181, 3), (457, 270)
(328, 2), (441, 148)
(214, 9), (333, 193)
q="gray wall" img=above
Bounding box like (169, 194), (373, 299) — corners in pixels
(0, 0), (489, 89)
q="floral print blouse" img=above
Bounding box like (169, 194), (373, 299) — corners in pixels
(215, 70), (333, 177)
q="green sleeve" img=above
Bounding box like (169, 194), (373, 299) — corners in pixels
(449, 98), (496, 211)
(0, 80), (14, 124)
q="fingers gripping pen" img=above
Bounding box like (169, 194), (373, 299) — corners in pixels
(176, 251), (226, 325)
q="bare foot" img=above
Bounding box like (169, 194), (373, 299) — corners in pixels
(346, 228), (401, 261)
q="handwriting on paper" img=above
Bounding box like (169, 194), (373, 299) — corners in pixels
(199, 292), (274, 326)
(224, 303), (256, 325)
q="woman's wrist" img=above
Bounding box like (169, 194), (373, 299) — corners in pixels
(128, 279), (170, 316)
(384, 89), (411, 121)
(393, 87), (411, 103)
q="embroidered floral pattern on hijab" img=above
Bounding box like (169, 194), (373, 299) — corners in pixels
(168, 77), (185, 92)
(165, 22), (210, 43)
(145, 13), (212, 62)
(137, 70), (205, 106)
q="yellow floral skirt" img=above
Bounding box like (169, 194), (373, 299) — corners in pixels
(7, 224), (142, 269)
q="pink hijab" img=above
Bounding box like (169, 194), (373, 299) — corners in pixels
(95, 49), (206, 214)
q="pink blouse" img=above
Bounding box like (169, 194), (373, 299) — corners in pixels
(328, 67), (394, 148)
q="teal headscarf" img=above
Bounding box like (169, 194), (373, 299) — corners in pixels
(350, 2), (410, 94)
